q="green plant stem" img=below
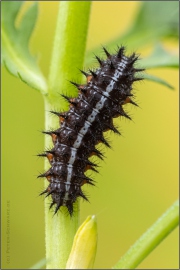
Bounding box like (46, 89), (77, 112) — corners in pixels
(48, 1), (91, 104)
(44, 2), (91, 269)
(113, 200), (179, 269)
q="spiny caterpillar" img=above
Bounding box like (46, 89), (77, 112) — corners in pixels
(38, 46), (144, 215)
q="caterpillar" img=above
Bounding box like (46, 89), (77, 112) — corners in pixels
(38, 46), (144, 215)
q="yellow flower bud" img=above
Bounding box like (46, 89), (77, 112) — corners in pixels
(66, 215), (97, 269)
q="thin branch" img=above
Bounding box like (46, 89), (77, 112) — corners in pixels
(113, 200), (179, 269)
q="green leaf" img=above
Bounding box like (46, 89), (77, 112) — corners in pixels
(1, 1), (47, 94)
(143, 74), (174, 90)
(140, 44), (178, 89)
(85, 45), (176, 90)
(85, 1), (179, 67)
(141, 44), (179, 69)
(113, 200), (179, 269)
(133, 1), (179, 39)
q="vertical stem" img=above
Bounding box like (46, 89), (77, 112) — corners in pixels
(44, 100), (79, 269)
(44, 2), (91, 269)
(48, 1), (92, 103)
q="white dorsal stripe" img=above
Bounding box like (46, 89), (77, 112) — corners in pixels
(106, 80), (115, 92)
(79, 120), (91, 135)
(64, 165), (73, 200)
(63, 55), (128, 203)
(68, 148), (77, 164)
(73, 94), (107, 149)
(63, 191), (69, 204)
(87, 108), (99, 123)
(102, 91), (109, 97)
(67, 165), (73, 182)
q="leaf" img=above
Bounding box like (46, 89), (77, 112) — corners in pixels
(85, 44), (176, 90)
(141, 44), (179, 69)
(133, 1), (179, 39)
(85, 1), (179, 66)
(1, 1), (47, 93)
(85, 2), (179, 90)
(113, 200), (179, 269)
(143, 74), (174, 90)
(140, 43), (178, 89)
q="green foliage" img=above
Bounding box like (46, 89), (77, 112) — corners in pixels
(141, 44), (179, 69)
(141, 43), (179, 90)
(1, 1), (47, 93)
(85, 1), (179, 90)
(143, 74), (174, 90)
(113, 200), (179, 269)
(1, 1), (179, 269)
(131, 1), (179, 39)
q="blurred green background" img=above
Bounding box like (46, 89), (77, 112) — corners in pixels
(2, 1), (178, 269)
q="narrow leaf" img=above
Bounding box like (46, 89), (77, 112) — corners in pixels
(133, 1), (179, 38)
(141, 44), (179, 69)
(113, 200), (179, 269)
(143, 74), (174, 90)
(1, 2), (47, 93)
(85, 1), (179, 67)
(84, 1), (179, 92)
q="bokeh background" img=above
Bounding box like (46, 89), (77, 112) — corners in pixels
(2, 1), (179, 269)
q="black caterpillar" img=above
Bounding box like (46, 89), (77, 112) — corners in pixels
(38, 46), (144, 215)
